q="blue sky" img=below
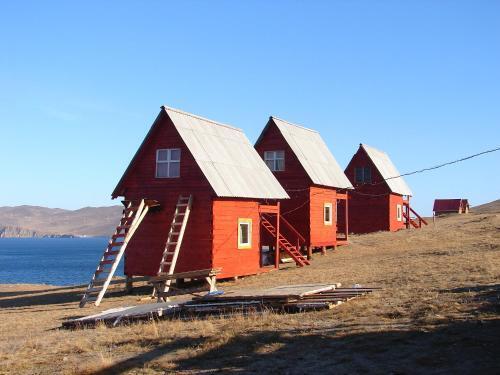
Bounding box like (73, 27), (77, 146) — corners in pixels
(0, 1), (499, 215)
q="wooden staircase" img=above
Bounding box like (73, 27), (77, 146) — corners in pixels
(80, 199), (157, 307)
(403, 204), (428, 229)
(154, 195), (193, 301)
(261, 215), (310, 267)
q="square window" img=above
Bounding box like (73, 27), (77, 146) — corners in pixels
(264, 150), (285, 172)
(354, 166), (371, 184)
(238, 218), (252, 249)
(324, 203), (333, 225)
(156, 148), (181, 178)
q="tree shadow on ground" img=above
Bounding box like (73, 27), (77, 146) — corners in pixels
(88, 281), (500, 374)
(95, 319), (500, 374)
(441, 284), (500, 315)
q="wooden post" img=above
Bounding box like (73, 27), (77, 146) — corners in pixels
(275, 202), (280, 269)
(321, 246), (327, 255)
(345, 193), (349, 241)
(307, 246), (312, 260)
(125, 275), (133, 294)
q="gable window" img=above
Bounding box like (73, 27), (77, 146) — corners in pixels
(354, 167), (371, 184)
(396, 204), (402, 222)
(324, 203), (333, 225)
(238, 218), (252, 249)
(156, 149), (181, 178)
(264, 151), (285, 171)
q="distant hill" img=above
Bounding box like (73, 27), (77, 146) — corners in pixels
(473, 199), (500, 214)
(0, 205), (123, 238)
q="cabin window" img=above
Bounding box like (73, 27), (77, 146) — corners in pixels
(324, 203), (333, 225)
(396, 204), (402, 222)
(238, 218), (252, 249)
(156, 148), (181, 178)
(354, 167), (371, 184)
(264, 151), (285, 171)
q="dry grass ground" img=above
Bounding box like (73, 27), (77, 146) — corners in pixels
(0, 212), (499, 374)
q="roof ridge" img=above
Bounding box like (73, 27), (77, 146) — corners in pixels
(361, 143), (389, 156)
(271, 116), (319, 133)
(162, 105), (243, 133)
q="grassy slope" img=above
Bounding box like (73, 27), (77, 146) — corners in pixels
(0, 212), (499, 374)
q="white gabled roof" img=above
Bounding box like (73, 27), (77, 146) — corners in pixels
(258, 117), (352, 189)
(163, 106), (289, 199)
(361, 144), (413, 196)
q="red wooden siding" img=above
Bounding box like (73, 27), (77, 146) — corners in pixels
(118, 112), (215, 276)
(212, 199), (262, 279)
(388, 194), (406, 231)
(254, 120), (340, 247)
(345, 146), (406, 233)
(254, 120), (312, 242)
(309, 186), (338, 247)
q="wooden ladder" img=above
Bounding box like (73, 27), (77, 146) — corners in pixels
(261, 216), (310, 267)
(154, 195), (193, 301)
(79, 199), (151, 308)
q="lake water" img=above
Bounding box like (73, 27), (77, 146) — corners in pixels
(0, 238), (124, 286)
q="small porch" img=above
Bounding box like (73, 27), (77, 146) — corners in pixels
(259, 203), (310, 269)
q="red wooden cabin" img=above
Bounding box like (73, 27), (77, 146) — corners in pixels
(254, 117), (352, 255)
(433, 199), (469, 216)
(345, 144), (426, 233)
(111, 106), (291, 280)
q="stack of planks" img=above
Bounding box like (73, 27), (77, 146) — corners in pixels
(186, 283), (377, 314)
(63, 283), (378, 329)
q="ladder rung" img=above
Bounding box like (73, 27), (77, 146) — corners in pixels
(161, 261), (172, 266)
(113, 233), (126, 238)
(105, 250), (120, 256)
(86, 287), (102, 293)
(172, 222), (182, 226)
(177, 213), (186, 216)
(100, 260), (115, 265)
(95, 269), (110, 274)
(166, 241), (177, 245)
(177, 204), (189, 207)
(110, 242), (124, 247)
(84, 297), (97, 302)
(171, 232), (180, 236)
(165, 251), (175, 255)
(117, 225), (130, 230)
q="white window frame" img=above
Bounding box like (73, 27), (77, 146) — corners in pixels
(264, 150), (285, 172)
(396, 204), (402, 222)
(324, 203), (333, 226)
(238, 218), (252, 249)
(156, 148), (181, 178)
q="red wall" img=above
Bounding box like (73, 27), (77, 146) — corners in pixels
(212, 199), (263, 279)
(345, 146), (405, 233)
(117, 112), (215, 276)
(255, 120), (339, 247)
(389, 194), (406, 231)
(309, 186), (338, 247)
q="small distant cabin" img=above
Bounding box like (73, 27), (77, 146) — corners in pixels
(254, 117), (352, 255)
(345, 144), (426, 233)
(433, 199), (470, 216)
(112, 106), (290, 280)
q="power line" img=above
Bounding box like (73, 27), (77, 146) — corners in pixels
(385, 146), (500, 181)
(281, 145), (500, 215)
